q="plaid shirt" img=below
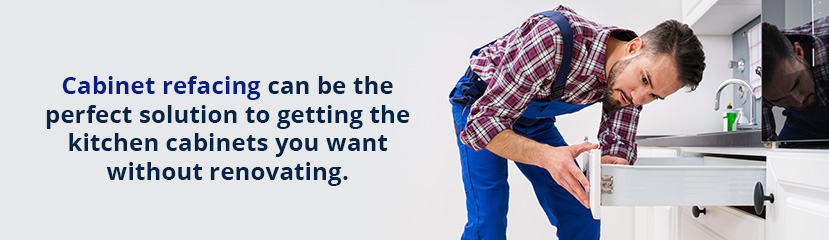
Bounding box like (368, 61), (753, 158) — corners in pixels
(781, 17), (829, 108)
(764, 17), (829, 140)
(459, 5), (642, 163)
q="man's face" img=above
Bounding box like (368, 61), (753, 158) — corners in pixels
(765, 56), (817, 112)
(604, 53), (684, 112)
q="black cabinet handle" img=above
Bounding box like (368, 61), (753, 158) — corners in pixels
(692, 206), (706, 218)
(754, 181), (775, 214)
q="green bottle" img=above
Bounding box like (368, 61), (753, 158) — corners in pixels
(723, 103), (737, 131)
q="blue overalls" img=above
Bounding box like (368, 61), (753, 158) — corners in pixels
(778, 106), (829, 140)
(449, 10), (600, 240)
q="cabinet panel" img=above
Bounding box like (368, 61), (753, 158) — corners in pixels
(678, 206), (764, 240)
(681, 0), (761, 35)
(766, 151), (829, 239)
(588, 152), (765, 207)
(679, 215), (722, 240)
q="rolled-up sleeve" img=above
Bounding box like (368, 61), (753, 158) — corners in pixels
(459, 15), (563, 151)
(598, 104), (642, 164)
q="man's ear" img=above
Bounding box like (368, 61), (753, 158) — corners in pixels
(793, 42), (806, 61)
(625, 38), (644, 56)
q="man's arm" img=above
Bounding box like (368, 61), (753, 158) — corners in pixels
(598, 104), (642, 164)
(459, 15), (563, 151)
(601, 155), (629, 164)
(486, 129), (597, 208)
(762, 99), (778, 141)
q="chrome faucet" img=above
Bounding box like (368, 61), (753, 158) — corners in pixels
(714, 79), (756, 126)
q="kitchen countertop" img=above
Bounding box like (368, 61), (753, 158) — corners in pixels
(676, 147), (768, 157)
(638, 146), (768, 158)
(637, 130), (764, 148)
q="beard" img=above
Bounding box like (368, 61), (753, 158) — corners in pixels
(797, 92), (821, 113)
(603, 56), (634, 112)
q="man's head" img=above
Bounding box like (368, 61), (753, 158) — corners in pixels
(603, 20), (706, 112)
(762, 22), (818, 112)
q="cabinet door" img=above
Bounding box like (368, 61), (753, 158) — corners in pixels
(682, 0), (762, 35)
(682, 0), (717, 25)
(766, 151), (829, 239)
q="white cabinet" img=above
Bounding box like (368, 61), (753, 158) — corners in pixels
(599, 148), (681, 240)
(602, 147), (829, 239)
(597, 156), (765, 206)
(765, 150), (829, 239)
(588, 148), (765, 210)
(677, 206), (765, 240)
(681, 0), (761, 35)
(597, 147), (764, 240)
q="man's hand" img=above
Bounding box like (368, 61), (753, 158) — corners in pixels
(537, 142), (598, 208)
(485, 130), (598, 208)
(601, 155), (629, 165)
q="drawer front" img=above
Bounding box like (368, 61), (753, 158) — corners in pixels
(678, 206), (765, 240)
(679, 215), (722, 240)
(587, 150), (766, 218)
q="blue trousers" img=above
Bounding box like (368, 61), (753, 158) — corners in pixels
(452, 104), (600, 240)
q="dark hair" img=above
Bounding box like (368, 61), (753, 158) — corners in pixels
(639, 20), (706, 91)
(762, 22), (797, 86)
(786, 34), (814, 65)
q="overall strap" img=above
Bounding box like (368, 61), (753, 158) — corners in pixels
(451, 10), (575, 107)
(538, 10), (573, 102)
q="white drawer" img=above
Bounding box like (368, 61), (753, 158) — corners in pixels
(678, 206), (765, 240)
(586, 150), (766, 219)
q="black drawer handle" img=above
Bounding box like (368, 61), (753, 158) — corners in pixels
(692, 206), (706, 218)
(754, 181), (775, 214)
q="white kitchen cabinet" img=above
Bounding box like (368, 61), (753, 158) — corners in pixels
(681, 0), (761, 35)
(596, 156), (765, 206)
(679, 215), (720, 240)
(598, 147), (681, 240)
(765, 150), (829, 239)
(597, 147), (763, 240)
(588, 149), (765, 211)
(633, 148), (681, 240)
(677, 206), (764, 240)
(599, 147), (829, 239)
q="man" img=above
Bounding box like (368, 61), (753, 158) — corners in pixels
(448, 5), (705, 239)
(762, 21), (829, 141)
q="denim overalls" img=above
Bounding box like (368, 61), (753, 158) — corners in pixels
(779, 106), (829, 140)
(449, 10), (600, 240)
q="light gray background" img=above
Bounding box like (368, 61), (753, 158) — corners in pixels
(0, 1), (731, 239)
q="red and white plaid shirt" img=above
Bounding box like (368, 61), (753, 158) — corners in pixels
(459, 5), (642, 163)
(763, 17), (829, 140)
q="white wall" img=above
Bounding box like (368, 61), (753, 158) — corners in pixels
(0, 0), (735, 239)
(400, 1), (692, 239)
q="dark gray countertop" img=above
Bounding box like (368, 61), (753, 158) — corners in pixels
(637, 130), (763, 148)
